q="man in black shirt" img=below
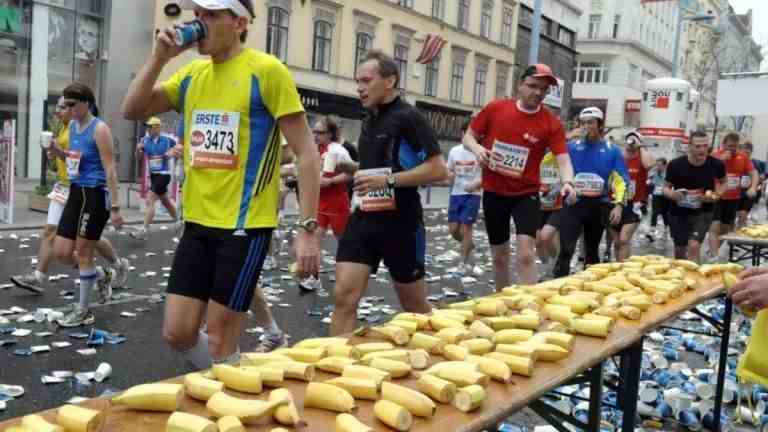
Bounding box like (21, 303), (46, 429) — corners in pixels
(663, 131), (726, 262)
(330, 50), (448, 335)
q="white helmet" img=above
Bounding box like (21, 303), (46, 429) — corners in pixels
(579, 107), (604, 121)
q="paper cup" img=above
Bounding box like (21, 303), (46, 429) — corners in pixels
(637, 402), (658, 417)
(692, 400), (714, 417)
(696, 382), (714, 400)
(323, 152), (337, 174)
(40, 131), (53, 149)
(651, 353), (669, 369)
(94, 362), (112, 382)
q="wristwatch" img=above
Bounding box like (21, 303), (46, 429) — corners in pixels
(386, 173), (397, 188)
(297, 217), (318, 234)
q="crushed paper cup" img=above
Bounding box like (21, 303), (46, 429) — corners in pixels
(696, 381), (715, 400)
(94, 363), (112, 383)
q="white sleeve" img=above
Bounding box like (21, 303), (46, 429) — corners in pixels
(446, 148), (456, 171)
(330, 143), (353, 165)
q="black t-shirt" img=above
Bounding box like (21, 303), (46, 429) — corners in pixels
(665, 155), (726, 215)
(357, 97), (442, 222)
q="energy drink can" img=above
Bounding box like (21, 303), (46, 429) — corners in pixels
(174, 19), (207, 47)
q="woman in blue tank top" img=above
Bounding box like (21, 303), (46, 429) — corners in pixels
(53, 83), (125, 327)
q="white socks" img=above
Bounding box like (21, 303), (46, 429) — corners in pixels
(181, 331), (212, 370)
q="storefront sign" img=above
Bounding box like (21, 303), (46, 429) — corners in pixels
(625, 99), (641, 112)
(415, 101), (472, 142)
(0, 120), (15, 224)
(298, 87), (364, 120)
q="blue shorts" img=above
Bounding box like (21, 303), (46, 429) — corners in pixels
(448, 194), (481, 225)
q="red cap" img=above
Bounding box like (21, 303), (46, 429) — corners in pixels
(520, 64), (558, 87)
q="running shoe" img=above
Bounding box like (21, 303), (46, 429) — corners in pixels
(254, 331), (287, 352)
(262, 255), (277, 271)
(472, 265), (484, 277)
(111, 258), (130, 290)
(129, 227), (148, 240)
(56, 305), (95, 328)
(299, 275), (322, 292)
(96, 267), (114, 304)
(10, 272), (44, 294)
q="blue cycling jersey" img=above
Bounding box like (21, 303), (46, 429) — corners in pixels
(568, 137), (629, 203)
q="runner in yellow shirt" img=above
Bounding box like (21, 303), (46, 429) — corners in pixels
(122, 0), (320, 365)
(11, 97), (129, 295)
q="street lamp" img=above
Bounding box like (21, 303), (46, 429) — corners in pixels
(672, 6), (715, 77)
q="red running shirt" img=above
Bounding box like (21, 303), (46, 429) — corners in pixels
(470, 99), (567, 196)
(319, 143), (351, 215)
(625, 154), (649, 203)
(712, 149), (754, 200)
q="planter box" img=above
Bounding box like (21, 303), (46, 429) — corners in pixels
(28, 193), (50, 213)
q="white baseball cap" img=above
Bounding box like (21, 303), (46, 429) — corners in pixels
(182, 0), (253, 18)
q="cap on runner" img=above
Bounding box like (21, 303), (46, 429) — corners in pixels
(145, 117), (162, 126)
(579, 106), (604, 121)
(181, 0), (254, 18)
(625, 129), (644, 146)
(520, 64), (558, 87)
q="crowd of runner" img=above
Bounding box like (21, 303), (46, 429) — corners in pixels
(9, 0), (767, 365)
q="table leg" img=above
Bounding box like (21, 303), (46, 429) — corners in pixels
(711, 296), (733, 432)
(588, 361), (603, 431)
(618, 339), (643, 432)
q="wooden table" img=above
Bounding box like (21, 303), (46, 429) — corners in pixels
(0, 274), (729, 432)
(721, 233), (768, 266)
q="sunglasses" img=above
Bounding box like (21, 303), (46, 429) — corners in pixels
(312, 130), (328, 135)
(63, 101), (79, 108)
(55, 105), (68, 110)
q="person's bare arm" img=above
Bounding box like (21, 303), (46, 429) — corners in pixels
(714, 177), (727, 197)
(463, 128), (490, 166)
(280, 145), (295, 165)
(640, 147), (656, 170)
(555, 153), (575, 184)
(122, 26), (190, 120)
(748, 169), (760, 196)
(94, 124), (123, 229)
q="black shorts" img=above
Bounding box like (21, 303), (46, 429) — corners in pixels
(482, 191), (541, 245)
(539, 209), (560, 231)
(713, 200), (739, 226)
(57, 184), (110, 241)
(167, 222), (273, 312)
(611, 205), (641, 230)
(669, 212), (713, 247)
(149, 173), (171, 196)
(336, 212), (425, 284)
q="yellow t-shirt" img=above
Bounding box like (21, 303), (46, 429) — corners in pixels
(738, 310), (768, 388)
(162, 49), (304, 230)
(55, 124), (70, 185)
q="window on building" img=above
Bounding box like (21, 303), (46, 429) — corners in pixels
(312, 20), (333, 72)
(574, 61), (609, 84)
(355, 32), (373, 67)
(458, 0), (470, 30)
(543, 18), (553, 37)
(450, 60), (465, 102)
(397, 0), (413, 7)
(425, 56), (440, 97)
(612, 15), (620, 38)
(480, 1), (493, 38)
(519, 6), (533, 27)
(267, 7), (289, 62)
(432, 0), (445, 19)
(474, 63), (488, 106)
(496, 66), (508, 98)
(588, 14), (601, 39)
(394, 42), (409, 90)
(501, 8), (514, 47)
(558, 27), (574, 47)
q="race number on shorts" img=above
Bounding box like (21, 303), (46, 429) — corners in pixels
(189, 110), (240, 169)
(355, 168), (396, 212)
(488, 140), (529, 178)
(574, 173), (605, 198)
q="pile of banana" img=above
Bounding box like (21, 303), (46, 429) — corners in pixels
(737, 224), (768, 238)
(6, 255), (742, 432)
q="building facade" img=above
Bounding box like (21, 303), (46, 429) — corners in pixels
(153, 0), (519, 149)
(0, 0), (155, 180)
(514, 0), (581, 121)
(570, 0), (678, 135)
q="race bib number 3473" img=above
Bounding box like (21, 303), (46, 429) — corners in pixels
(489, 140), (530, 178)
(189, 111), (240, 170)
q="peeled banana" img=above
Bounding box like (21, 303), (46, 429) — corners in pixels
(374, 400), (413, 432)
(211, 364), (262, 394)
(270, 388), (305, 427)
(416, 373), (457, 404)
(217, 416), (245, 432)
(111, 383), (184, 412)
(335, 413), (373, 432)
(453, 385), (487, 412)
(325, 377), (380, 400)
(206, 391), (288, 424)
(304, 382), (356, 413)
(56, 404), (105, 432)
(166, 412), (217, 432)
(184, 372), (225, 401)
(21, 415), (64, 432)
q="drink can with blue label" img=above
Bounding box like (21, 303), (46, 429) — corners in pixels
(174, 19), (207, 47)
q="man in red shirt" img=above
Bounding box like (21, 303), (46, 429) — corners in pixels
(464, 64), (575, 289)
(609, 130), (655, 260)
(707, 132), (759, 260)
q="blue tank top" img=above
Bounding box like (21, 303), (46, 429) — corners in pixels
(68, 118), (106, 187)
(143, 134), (174, 173)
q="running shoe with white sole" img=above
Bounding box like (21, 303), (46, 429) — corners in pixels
(56, 305), (95, 328)
(10, 272), (44, 294)
(262, 255), (277, 271)
(111, 258), (130, 290)
(96, 267), (114, 304)
(254, 331), (287, 352)
(299, 275), (322, 292)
